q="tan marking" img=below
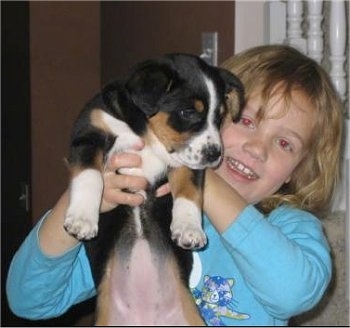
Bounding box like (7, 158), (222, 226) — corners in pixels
(90, 151), (104, 171)
(168, 166), (203, 208)
(226, 88), (243, 121)
(194, 99), (205, 112)
(168, 256), (205, 326)
(180, 284), (205, 325)
(90, 108), (112, 133)
(69, 166), (85, 178)
(148, 112), (190, 152)
(95, 250), (113, 326)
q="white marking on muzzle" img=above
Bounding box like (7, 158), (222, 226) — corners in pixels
(178, 74), (222, 168)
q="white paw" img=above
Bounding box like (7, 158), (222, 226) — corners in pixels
(64, 210), (98, 240)
(171, 197), (207, 250)
(64, 169), (103, 240)
(171, 222), (207, 250)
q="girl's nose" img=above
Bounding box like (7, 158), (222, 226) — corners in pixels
(242, 138), (268, 162)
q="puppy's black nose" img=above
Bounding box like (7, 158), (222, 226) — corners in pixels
(203, 145), (222, 163)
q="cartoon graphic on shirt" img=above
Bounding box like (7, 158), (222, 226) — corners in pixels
(192, 275), (250, 326)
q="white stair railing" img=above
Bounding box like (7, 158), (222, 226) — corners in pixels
(329, 0), (347, 102)
(286, 0), (307, 53)
(307, 0), (324, 64)
(284, 0), (348, 107)
(283, 0), (349, 213)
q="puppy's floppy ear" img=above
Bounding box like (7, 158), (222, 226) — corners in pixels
(219, 68), (245, 122)
(125, 60), (177, 117)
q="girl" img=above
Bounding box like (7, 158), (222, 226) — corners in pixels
(6, 45), (343, 326)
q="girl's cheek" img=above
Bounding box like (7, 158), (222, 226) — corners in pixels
(221, 120), (236, 136)
(221, 127), (235, 148)
(221, 123), (243, 148)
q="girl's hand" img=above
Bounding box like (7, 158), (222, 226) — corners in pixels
(101, 152), (149, 213)
(155, 182), (171, 198)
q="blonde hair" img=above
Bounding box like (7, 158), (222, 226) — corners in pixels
(222, 45), (344, 215)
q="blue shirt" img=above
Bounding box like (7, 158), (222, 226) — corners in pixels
(6, 205), (331, 326)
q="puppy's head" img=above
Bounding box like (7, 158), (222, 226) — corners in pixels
(126, 53), (244, 169)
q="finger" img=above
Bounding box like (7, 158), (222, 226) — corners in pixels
(131, 139), (145, 150)
(102, 188), (145, 210)
(107, 152), (142, 171)
(155, 183), (171, 197)
(104, 171), (148, 192)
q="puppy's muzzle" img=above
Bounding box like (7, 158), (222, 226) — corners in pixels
(202, 144), (222, 167)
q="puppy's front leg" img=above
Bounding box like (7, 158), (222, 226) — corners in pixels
(64, 108), (143, 240)
(168, 167), (207, 250)
(64, 129), (111, 240)
(65, 168), (103, 240)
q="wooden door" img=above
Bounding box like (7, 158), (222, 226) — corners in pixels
(1, 2), (33, 326)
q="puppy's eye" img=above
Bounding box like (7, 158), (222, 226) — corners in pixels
(178, 108), (200, 121)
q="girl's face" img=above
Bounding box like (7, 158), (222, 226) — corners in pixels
(216, 89), (316, 204)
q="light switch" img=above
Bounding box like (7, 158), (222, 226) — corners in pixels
(200, 32), (218, 66)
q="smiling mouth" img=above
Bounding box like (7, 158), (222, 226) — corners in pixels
(226, 157), (259, 180)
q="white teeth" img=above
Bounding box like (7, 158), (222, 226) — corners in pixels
(227, 158), (258, 180)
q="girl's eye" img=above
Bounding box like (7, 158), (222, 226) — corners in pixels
(277, 138), (293, 152)
(239, 116), (254, 129)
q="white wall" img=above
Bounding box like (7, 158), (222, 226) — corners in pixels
(234, 1), (265, 53)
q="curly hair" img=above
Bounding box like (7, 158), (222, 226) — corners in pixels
(221, 45), (344, 215)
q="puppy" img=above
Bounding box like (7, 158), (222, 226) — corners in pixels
(64, 53), (244, 325)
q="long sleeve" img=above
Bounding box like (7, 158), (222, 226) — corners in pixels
(6, 212), (96, 320)
(191, 205), (332, 326)
(221, 205), (332, 319)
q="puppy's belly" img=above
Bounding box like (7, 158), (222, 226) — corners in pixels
(106, 238), (190, 325)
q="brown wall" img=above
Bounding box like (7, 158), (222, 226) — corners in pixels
(30, 2), (101, 220)
(29, 1), (235, 222)
(101, 1), (235, 81)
